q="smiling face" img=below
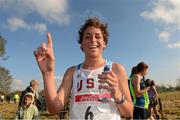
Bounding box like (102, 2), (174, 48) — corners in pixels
(32, 84), (39, 91)
(81, 26), (106, 58)
(24, 95), (33, 107)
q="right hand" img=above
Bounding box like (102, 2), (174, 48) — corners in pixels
(34, 32), (55, 74)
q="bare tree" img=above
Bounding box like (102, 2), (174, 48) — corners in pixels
(0, 34), (12, 94)
(0, 34), (6, 56)
(0, 66), (13, 93)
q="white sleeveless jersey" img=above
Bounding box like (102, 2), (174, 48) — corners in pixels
(69, 60), (121, 120)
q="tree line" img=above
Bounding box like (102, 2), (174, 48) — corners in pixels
(156, 79), (180, 93)
(0, 34), (13, 95)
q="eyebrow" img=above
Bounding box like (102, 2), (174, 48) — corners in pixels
(84, 32), (102, 35)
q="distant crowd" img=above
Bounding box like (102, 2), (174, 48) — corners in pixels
(0, 93), (20, 104)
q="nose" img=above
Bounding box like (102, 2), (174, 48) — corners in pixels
(89, 35), (96, 43)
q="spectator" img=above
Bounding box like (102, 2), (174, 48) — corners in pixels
(6, 94), (11, 103)
(14, 92), (39, 120)
(14, 94), (20, 104)
(147, 79), (160, 119)
(19, 80), (40, 107)
(0, 95), (4, 102)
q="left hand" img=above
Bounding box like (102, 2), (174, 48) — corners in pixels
(98, 71), (122, 102)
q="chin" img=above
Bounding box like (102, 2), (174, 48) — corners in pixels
(85, 53), (96, 57)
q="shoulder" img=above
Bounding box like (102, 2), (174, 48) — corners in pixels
(132, 74), (141, 84)
(112, 62), (126, 74)
(64, 65), (76, 76)
(132, 74), (140, 79)
(30, 105), (39, 116)
(62, 65), (77, 83)
(111, 62), (128, 81)
(152, 86), (156, 90)
(31, 104), (38, 111)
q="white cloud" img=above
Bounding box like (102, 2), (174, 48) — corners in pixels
(168, 41), (180, 48)
(7, 17), (30, 31)
(0, 0), (70, 31)
(159, 31), (171, 42)
(6, 17), (47, 33)
(15, 79), (24, 86)
(11, 79), (24, 91)
(33, 23), (47, 34)
(141, 0), (180, 28)
(141, 0), (180, 49)
(22, 0), (70, 25)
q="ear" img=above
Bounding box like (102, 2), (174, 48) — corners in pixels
(103, 41), (107, 49)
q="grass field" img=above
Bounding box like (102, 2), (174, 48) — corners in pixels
(0, 91), (180, 119)
(0, 103), (58, 119)
(158, 91), (180, 119)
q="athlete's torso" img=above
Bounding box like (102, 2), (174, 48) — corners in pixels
(69, 60), (121, 120)
(130, 75), (149, 109)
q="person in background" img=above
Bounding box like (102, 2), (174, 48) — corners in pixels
(6, 94), (11, 103)
(128, 66), (137, 103)
(14, 92), (39, 120)
(14, 94), (20, 104)
(19, 80), (40, 107)
(129, 66), (137, 78)
(129, 62), (150, 119)
(34, 17), (133, 119)
(0, 95), (5, 102)
(146, 79), (160, 119)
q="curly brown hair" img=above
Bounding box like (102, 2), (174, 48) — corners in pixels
(78, 17), (109, 45)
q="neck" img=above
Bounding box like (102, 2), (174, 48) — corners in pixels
(83, 57), (105, 70)
(23, 104), (31, 108)
(136, 72), (144, 77)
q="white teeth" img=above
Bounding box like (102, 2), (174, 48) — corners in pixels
(88, 45), (98, 48)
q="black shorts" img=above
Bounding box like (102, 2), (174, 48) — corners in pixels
(133, 107), (150, 119)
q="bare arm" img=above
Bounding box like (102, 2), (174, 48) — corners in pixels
(34, 32), (74, 115)
(42, 67), (74, 115)
(133, 75), (150, 97)
(113, 63), (133, 118)
(152, 86), (158, 98)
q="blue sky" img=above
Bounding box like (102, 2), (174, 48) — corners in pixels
(0, 0), (179, 91)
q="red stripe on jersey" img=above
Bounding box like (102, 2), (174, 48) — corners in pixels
(75, 93), (112, 102)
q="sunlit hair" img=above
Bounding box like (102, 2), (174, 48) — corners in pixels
(136, 61), (148, 73)
(130, 66), (137, 77)
(151, 80), (155, 86)
(78, 17), (109, 45)
(30, 80), (39, 87)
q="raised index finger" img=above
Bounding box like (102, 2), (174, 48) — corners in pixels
(47, 32), (53, 50)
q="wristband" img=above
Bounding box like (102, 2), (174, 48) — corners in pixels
(115, 94), (125, 105)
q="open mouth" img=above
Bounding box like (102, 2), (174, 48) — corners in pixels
(88, 45), (99, 49)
